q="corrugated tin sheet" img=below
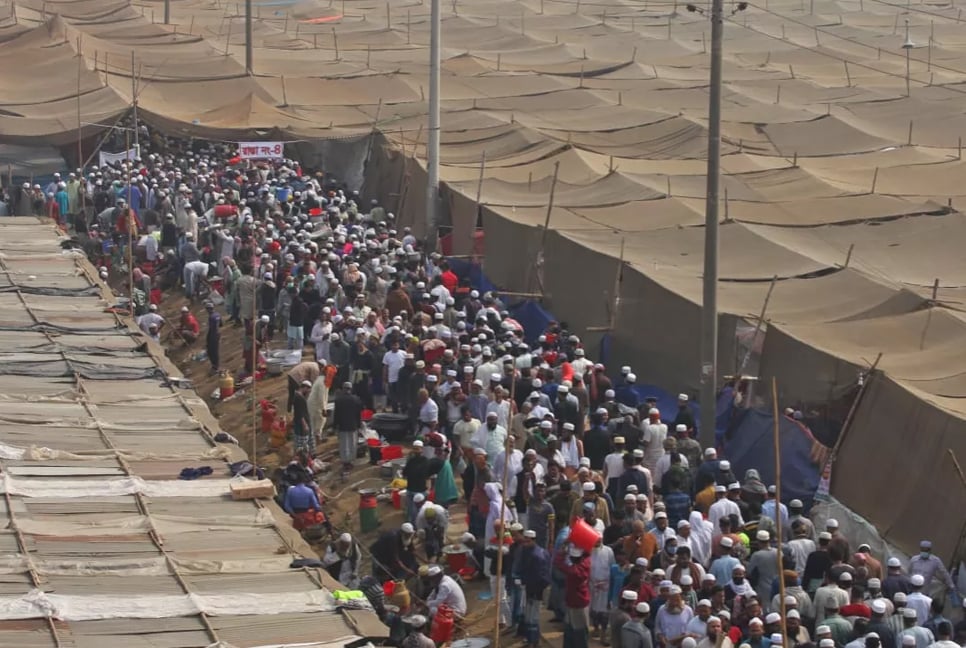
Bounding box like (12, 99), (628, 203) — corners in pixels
(0, 620), (71, 648)
(25, 498), (140, 516)
(185, 571), (320, 595)
(0, 220), (381, 647)
(211, 613), (359, 647)
(69, 617), (209, 648)
(0, 572), (35, 596)
(42, 575), (186, 596)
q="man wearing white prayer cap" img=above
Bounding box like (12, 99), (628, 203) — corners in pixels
(401, 614), (434, 648)
(321, 531), (362, 588)
(696, 615), (732, 648)
(517, 528), (551, 646)
(424, 562), (467, 618)
(610, 590), (639, 648)
(571, 480), (611, 527)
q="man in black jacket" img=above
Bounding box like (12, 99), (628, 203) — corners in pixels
(332, 382), (362, 470)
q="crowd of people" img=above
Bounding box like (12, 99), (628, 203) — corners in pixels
(31, 138), (965, 648)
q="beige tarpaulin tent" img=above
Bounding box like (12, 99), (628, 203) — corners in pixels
(1, 0), (966, 559)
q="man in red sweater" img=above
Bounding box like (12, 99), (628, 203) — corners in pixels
(178, 306), (200, 344)
(439, 262), (458, 293)
(555, 544), (592, 648)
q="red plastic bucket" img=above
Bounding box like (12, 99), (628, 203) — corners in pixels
(381, 445), (403, 461)
(445, 547), (468, 572)
(214, 204), (238, 219)
(570, 518), (602, 553)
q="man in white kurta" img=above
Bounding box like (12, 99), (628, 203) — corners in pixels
(589, 542), (616, 639)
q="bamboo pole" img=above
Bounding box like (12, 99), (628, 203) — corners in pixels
(737, 275), (777, 375)
(610, 238), (625, 330)
(919, 278), (940, 350)
(539, 162), (560, 253)
(492, 373), (517, 647)
(131, 52), (140, 155)
(125, 127), (134, 317)
(77, 39), (83, 168)
(531, 161), (561, 295)
(252, 272), (258, 462)
(824, 353), (883, 478)
(473, 150), (486, 252)
(772, 377), (789, 648)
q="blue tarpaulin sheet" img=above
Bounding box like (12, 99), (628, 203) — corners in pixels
(723, 408), (821, 508)
(446, 258), (497, 295)
(716, 386), (737, 445)
(507, 300), (554, 345)
(619, 384), (700, 428)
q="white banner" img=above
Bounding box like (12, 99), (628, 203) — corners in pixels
(0, 588), (338, 621)
(98, 147), (139, 168)
(237, 142), (285, 159)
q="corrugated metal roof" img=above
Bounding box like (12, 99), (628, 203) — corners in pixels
(185, 571), (320, 595)
(69, 617), (208, 648)
(0, 219), (382, 647)
(211, 613), (359, 647)
(43, 574), (186, 596)
(0, 620), (73, 648)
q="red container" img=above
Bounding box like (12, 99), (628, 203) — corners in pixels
(260, 401), (278, 434)
(391, 489), (406, 509)
(360, 491), (378, 509)
(381, 445), (403, 461)
(430, 605), (455, 643)
(383, 580), (396, 597)
(445, 547), (469, 572)
(209, 276), (225, 296)
(213, 204), (238, 219)
(570, 518), (603, 553)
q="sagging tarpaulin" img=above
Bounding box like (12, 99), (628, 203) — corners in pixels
(831, 374), (966, 562)
(722, 407), (822, 510)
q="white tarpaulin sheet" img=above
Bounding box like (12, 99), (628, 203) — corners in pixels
(0, 589), (337, 621)
(0, 442), (22, 460)
(0, 473), (253, 498)
(0, 440), (232, 463)
(204, 638), (364, 648)
(98, 147), (139, 168)
(0, 555), (297, 577)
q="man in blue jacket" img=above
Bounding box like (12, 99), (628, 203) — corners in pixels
(519, 529), (552, 648)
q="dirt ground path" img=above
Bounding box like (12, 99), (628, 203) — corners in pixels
(152, 290), (568, 647)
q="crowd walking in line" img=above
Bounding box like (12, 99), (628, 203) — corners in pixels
(31, 139), (965, 648)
